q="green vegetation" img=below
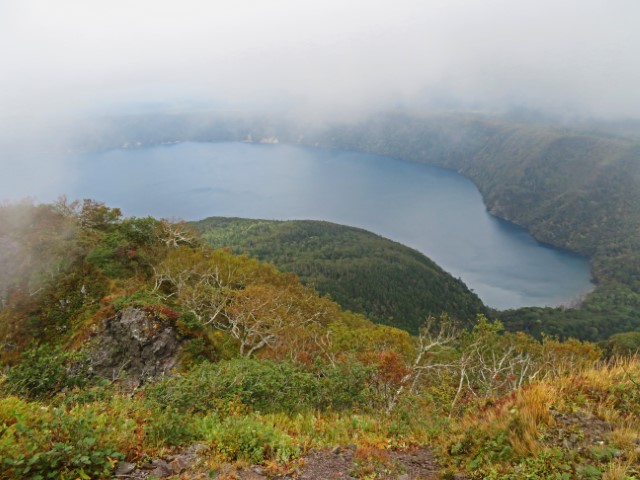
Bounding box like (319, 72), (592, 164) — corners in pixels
(2, 200), (640, 479)
(306, 112), (640, 341)
(192, 217), (487, 333)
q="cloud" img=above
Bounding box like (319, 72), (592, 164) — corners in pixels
(2, 0), (640, 121)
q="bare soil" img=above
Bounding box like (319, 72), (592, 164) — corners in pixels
(115, 445), (439, 479)
(295, 446), (438, 480)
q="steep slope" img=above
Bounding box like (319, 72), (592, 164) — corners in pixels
(192, 217), (487, 333)
(2, 201), (640, 480)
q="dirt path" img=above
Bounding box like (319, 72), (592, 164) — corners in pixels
(294, 446), (438, 480)
(114, 445), (439, 479)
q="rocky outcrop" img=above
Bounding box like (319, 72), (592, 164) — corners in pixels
(90, 307), (182, 384)
(113, 444), (206, 478)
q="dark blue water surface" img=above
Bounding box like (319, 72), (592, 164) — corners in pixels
(66, 141), (593, 309)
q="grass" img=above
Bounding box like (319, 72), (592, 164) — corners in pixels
(434, 358), (640, 478)
(2, 356), (640, 478)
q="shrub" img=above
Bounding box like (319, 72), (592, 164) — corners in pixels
(2, 346), (91, 399)
(316, 360), (371, 410)
(145, 408), (200, 448)
(198, 414), (299, 463)
(145, 358), (371, 414)
(0, 397), (126, 480)
(112, 290), (166, 310)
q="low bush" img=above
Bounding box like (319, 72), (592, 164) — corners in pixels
(198, 413), (299, 463)
(145, 408), (200, 448)
(2, 346), (92, 400)
(144, 358), (371, 414)
(0, 397), (128, 480)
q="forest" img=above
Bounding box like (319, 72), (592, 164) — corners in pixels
(301, 113), (640, 341)
(192, 217), (487, 334)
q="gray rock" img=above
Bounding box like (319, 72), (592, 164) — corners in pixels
(90, 307), (182, 384)
(114, 461), (136, 476)
(187, 443), (208, 453)
(169, 455), (195, 474)
(149, 459), (173, 478)
(397, 474), (410, 480)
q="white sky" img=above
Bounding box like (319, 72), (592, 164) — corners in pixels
(2, 0), (640, 119)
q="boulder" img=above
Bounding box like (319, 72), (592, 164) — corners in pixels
(90, 307), (181, 384)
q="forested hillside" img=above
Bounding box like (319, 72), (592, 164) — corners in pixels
(311, 113), (640, 286)
(191, 217), (487, 333)
(305, 113), (640, 341)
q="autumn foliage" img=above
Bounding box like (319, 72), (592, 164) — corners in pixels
(0, 200), (639, 479)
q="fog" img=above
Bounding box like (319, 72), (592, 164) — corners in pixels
(2, 0), (640, 123)
(2, 0), (640, 202)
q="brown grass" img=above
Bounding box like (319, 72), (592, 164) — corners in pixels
(508, 383), (555, 455)
(602, 459), (633, 480)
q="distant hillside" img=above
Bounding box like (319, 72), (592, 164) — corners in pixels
(308, 113), (640, 286)
(303, 113), (640, 340)
(192, 217), (487, 333)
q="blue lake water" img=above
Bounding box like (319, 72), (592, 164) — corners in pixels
(62, 141), (594, 309)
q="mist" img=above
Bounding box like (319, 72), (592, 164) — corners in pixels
(2, 0), (640, 202)
(3, 0), (640, 122)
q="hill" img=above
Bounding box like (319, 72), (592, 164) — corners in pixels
(191, 217), (487, 333)
(1, 200), (640, 479)
(302, 112), (640, 340)
(310, 112), (640, 287)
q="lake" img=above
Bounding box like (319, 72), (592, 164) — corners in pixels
(66, 141), (593, 309)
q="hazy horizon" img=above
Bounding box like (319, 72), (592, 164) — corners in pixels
(3, 0), (640, 204)
(2, 0), (640, 125)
